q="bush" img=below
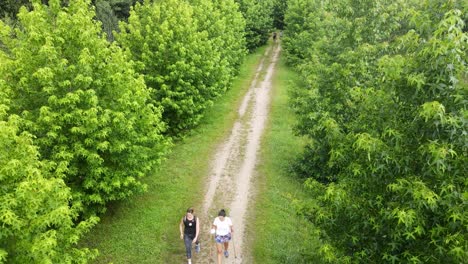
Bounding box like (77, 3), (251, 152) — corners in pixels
(118, 0), (224, 135)
(235, 0), (275, 51)
(0, 107), (98, 263)
(0, 0), (169, 214)
(285, 0), (468, 262)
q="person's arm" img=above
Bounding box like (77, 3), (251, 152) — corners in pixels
(193, 217), (200, 243)
(230, 218), (234, 233)
(211, 217), (217, 234)
(179, 218), (184, 239)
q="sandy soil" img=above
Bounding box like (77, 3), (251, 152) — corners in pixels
(193, 43), (281, 264)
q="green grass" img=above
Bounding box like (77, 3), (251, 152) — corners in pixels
(251, 56), (324, 263)
(80, 46), (267, 264)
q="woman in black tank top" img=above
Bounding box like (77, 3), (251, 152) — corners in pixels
(179, 208), (200, 264)
(184, 216), (197, 238)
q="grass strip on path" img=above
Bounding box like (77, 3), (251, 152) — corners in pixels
(251, 55), (324, 263)
(80, 46), (267, 264)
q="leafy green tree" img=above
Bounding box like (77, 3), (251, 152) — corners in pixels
(212, 0), (247, 73)
(93, 0), (142, 41)
(282, 0), (323, 66)
(0, 0), (170, 214)
(462, 3), (468, 32)
(272, 0), (287, 30)
(94, 0), (140, 20)
(235, 0), (275, 51)
(94, 0), (119, 41)
(0, 104), (99, 263)
(189, 0), (246, 88)
(0, 0), (31, 19)
(117, 0), (225, 135)
(285, 0), (467, 262)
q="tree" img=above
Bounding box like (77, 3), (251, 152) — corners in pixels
(189, 0), (246, 88)
(94, 0), (120, 41)
(235, 0), (275, 51)
(0, 0), (170, 214)
(117, 0), (225, 135)
(93, 0), (142, 41)
(0, 0), (31, 19)
(0, 105), (98, 263)
(285, 0), (467, 262)
(282, 0), (323, 66)
(272, 0), (287, 30)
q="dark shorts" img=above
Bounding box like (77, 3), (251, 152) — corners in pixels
(215, 233), (231, 243)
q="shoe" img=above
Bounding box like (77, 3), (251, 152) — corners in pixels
(224, 250), (229, 258)
(195, 242), (200, 253)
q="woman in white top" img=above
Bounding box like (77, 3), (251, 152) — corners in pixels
(211, 209), (233, 263)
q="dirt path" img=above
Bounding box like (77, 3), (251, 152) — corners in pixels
(194, 42), (281, 263)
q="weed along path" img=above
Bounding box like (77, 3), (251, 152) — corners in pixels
(195, 42), (282, 263)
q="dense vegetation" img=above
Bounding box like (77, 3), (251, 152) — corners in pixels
(5, 0), (464, 263)
(79, 45), (268, 263)
(253, 56), (323, 263)
(0, 0), (249, 262)
(0, 106), (98, 263)
(93, 0), (141, 41)
(117, 0), (246, 135)
(235, 0), (276, 51)
(284, 0), (467, 263)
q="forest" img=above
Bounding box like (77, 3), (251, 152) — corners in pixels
(0, 0), (282, 262)
(284, 0), (467, 263)
(0, 0), (466, 263)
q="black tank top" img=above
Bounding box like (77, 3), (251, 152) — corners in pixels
(184, 216), (197, 236)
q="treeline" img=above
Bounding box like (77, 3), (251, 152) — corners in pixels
(238, 0), (287, 51)
(284, 0), (467, 263)
(0, 0), (280, 262)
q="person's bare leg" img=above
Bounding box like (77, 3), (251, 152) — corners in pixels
(216, 243), (223, 264)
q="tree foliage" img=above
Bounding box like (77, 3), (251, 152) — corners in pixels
(0, 105), (99, 263)
(0, 0), (31, 20)
(117, 0), (244, 135)
(189, 0), (246, 87)
(0, 0), (169, 214)
(94, 0), (120, 41)
(0, 0), (251, 260)
(93, 0), (139, 20)
(0, 0), (139, 41)
(285, 0), (467, 262)
(272, 0), (287, 30)
(235, 0), (275, 51)
(93, 0), (142, 41)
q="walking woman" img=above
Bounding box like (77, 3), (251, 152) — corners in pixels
(211, 209), (233, 263)
(179, 208), (200, 264)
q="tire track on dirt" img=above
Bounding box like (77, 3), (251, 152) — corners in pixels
(195, 43), (281, 264)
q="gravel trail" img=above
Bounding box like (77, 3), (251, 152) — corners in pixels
(195, 42), (281, 264)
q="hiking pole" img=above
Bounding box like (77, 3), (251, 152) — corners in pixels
(209, 233), (213, 263)
(210, 222), (216, 263)
(212, 233), (217, 263)
(232, 233), (238, 259)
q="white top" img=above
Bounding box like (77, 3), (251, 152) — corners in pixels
(213, 217), (232, 236)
